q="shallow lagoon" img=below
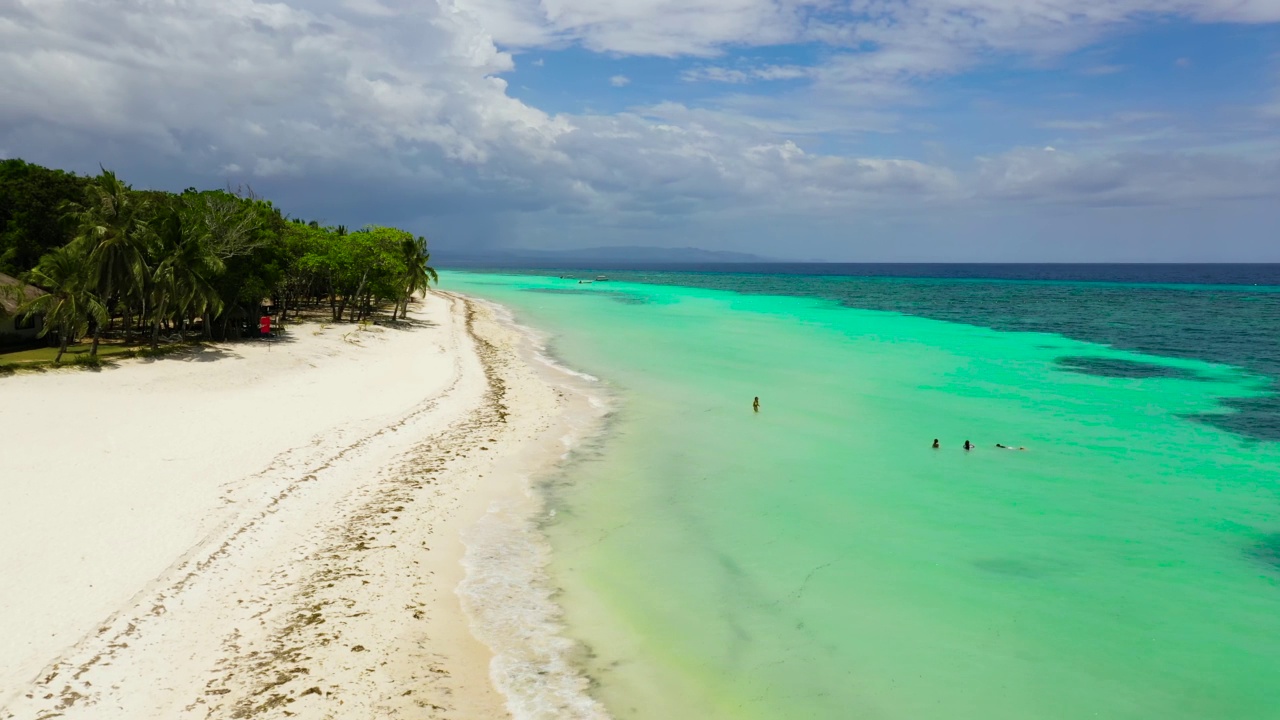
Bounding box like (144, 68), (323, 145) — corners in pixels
(451, 272), (1280, 720)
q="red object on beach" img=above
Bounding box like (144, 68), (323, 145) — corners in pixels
(259, 315), (271, 336)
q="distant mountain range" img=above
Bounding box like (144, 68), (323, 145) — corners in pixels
(439, 245), (773, 266)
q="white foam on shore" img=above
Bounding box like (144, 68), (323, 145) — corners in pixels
(456, 296), (614, 720)
(459, 496), (610, 720)
(475, 297), (602, 384)
(538, 352), (601, 384)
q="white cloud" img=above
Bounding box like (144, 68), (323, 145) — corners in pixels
(977, 146), (1280, 205)
(797, 0), (1280, 108)
(1039, 113), (1170, 133)
(684, 67), (752, 84)
(1, 0), (1278, 260)
(682, 64), (810, 84)
(252, 157), (301, 177)
(457, 0), (1280, 116)
(0, 0), (971, 221)
(609, 74), (631, 87)
(456, 0), (818, 57)
(1114, 111), (1171, 123)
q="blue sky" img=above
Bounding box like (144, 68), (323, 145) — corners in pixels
(2, 1), (1279, 261)
(508, 20), (1279, 158)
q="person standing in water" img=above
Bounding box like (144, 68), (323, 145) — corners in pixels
(753, 397), (760, 412)
(932, 439), (940, 449)
(964, 440), (973, 451)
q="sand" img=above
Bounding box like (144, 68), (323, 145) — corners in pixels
(0, 291), (600, 719)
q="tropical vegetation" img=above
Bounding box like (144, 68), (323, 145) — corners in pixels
(0, 159), (438, 357)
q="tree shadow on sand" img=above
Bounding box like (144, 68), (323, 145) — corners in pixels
(129, 331), (300, 365)
(373, 316), (439, 332)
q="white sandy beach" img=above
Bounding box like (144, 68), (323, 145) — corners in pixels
(0, 291), (604, 719)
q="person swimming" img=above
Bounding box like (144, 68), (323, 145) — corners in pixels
(932, 439), (940, 449)
(753, 396), (760, 412)
(964, 440), (973, 451)
(995, 443), (1027, 451)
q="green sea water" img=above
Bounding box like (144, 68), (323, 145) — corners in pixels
(449, 271), (1280, 720)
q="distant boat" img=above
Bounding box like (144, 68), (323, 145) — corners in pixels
(595, 275), (609, 281)
(578, 280), (592, 284)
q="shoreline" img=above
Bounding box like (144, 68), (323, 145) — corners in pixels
(0, 291), (610, 719)
(455, 296), (614, 720)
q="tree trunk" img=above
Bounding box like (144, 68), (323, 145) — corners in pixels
(55, 329), (69, 363)
(350, 270), (369, 323)
(138, 298), (148, 345)
(329, 271), (339, 322)
(355, 289), (371, 320)
(358, 290), (372, 322)
(90, 321), (102, 357)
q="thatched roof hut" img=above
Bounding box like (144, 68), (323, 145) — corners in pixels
(1, 272), (47, 341)
(0, 272), (44, 317)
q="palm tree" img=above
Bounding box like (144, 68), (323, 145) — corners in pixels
(394, 235), (438, 320)
(147, 206), (224, 349)
(16, 246), (108, 362)
(63, 169), (149, 354)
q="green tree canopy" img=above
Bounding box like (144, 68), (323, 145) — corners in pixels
(2, 159), (442, 353)
(0, 159), (91, 275)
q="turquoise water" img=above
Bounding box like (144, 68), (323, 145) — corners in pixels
(450, 272), (1280, 720)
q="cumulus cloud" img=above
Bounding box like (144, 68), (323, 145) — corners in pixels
(0, 0), (968, 223)
(609, 75), (631, 87)
(1, 0), (1278, 259)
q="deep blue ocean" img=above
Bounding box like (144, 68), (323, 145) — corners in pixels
(463, 264), (1280, 442)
